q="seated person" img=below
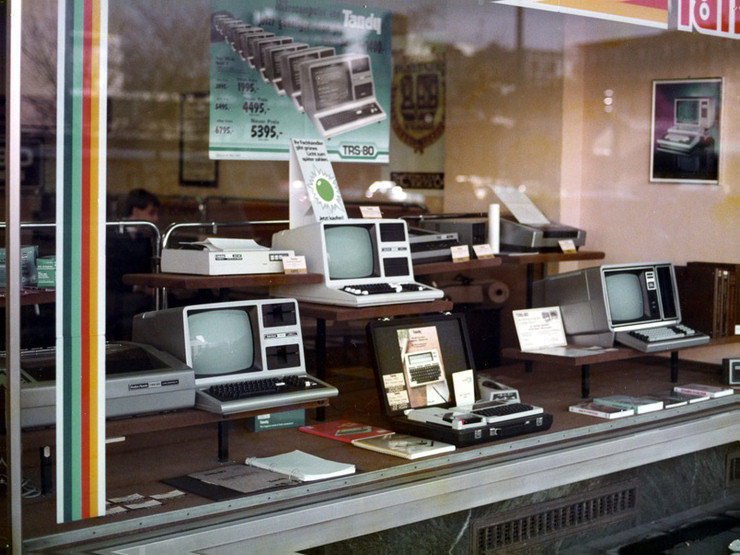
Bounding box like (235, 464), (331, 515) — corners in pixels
(106, 189), (160, 340)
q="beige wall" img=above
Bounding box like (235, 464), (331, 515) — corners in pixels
(445, 15), (738, 266)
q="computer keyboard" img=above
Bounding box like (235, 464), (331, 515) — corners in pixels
(196, 374), (338, 415)
(467, 401), (543, 424)
(340, 282), (429, 296)
(408, 364), (443, 387)
(318, 102), (384, 134)
(615, 324), (710, 353)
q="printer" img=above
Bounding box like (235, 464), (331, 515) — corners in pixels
(1, 341), (195, 428)
(499, 215), (586, 252)
(493, 186), (586, 252)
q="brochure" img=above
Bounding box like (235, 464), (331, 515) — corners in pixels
(244, 450), (355, 482)
(299, 420), (395, 444)
(352, 434), (455, 460)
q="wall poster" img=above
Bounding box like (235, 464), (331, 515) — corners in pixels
(650, 78), (722, 184)
(209, 1), (391, 163)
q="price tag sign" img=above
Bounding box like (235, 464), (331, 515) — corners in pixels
(360, 206), (383, 219)
(559, 239), (577, 253)
(451, 245), (470, 263)
(472, 243), (495, 259)
(282, 256), (307, 275)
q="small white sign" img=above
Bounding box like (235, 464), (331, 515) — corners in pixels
(451, 244), (470, 263)
(360, 206), (383, 219)
(289, 138), (347, 228)
(512, 306), (567, 352)
(282, 255), (307, 274)
(472, 243), (495, 259)
(559, 239), (577, 253)
(452, 369), (476, 407)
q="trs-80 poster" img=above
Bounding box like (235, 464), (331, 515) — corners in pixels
(209, 1), (391, 163)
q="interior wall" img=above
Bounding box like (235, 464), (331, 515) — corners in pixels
(568, 28), (740, 266)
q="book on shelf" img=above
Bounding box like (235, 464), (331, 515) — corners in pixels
(676, 262), (739, 337)
(673, 383), (734, 399)
(244, 450), (356, 482)
(352, 434), (456, 459)
(645, 389), (710, 407)
(299, 419), (395, 444)
(568, 401), (634, 419)
(592, 395), (663, 414)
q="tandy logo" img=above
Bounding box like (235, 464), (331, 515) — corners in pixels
(678, 0), (740, 39)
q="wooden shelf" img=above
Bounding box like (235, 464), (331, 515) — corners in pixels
(413, 257), (501, 276)
(298, 299), (454, 323)
(123, 271), (323, 290)
(0, 289), (56, 307)
(498, 250), (605, 265)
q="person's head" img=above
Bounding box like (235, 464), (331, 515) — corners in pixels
(122, 188), (160, 224)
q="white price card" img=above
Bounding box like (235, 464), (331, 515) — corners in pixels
(512, 306), (567, 352)
(451, 244), (470, 263)
(473, 243), (495, 259)
(282, 255), (307, 274)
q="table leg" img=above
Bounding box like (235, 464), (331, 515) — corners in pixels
(670, 351), (679, 383)
(581, 364), (591, 399)
(218, 421), (230, 462)
(315, 318), (327, 421)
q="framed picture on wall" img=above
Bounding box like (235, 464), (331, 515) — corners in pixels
(650, 78), (722, 184)
(180, 92), (218, 187)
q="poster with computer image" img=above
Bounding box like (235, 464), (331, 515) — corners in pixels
(397, 325), (450, 409)
(209, 2), (391, 163)
(650, 78), (722, 184)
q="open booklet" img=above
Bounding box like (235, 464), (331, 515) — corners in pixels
(245, 450), (355, 482)
(352, 434), (455, 459)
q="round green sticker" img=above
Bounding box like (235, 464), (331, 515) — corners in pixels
(315, 178), (335, 202)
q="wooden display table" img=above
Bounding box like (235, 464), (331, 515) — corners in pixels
(412, 256), (502, 276)
(503, 346), (679, 398)
(123, 271), (323, 290)
(11, 399), (331, 489)
(0, 289), (56, 307)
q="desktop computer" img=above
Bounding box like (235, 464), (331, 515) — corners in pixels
(271, 219), (443, 307)
(533, 261), (710, 352)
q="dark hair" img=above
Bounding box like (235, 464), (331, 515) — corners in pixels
(122, 188), (160, 217)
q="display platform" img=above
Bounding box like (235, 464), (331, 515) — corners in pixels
(9, 354), (738, 553)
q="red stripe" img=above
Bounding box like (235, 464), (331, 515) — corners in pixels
(79, 0), (94, 517)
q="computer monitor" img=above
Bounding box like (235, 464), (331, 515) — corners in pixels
(236, 27), (265, 61)
(244, 32), (275, 68)
(226, 22), (253, 51)
(674, 97), (716, 130)
(300, 53), (387, 138)
(280, 46), (336, 111)
(533, 262), (682, 347)
(132, 298), (306, 387)
(265, 42), (308, 92)
(271, 219), (443, 307)
(254, 36), (293, 79)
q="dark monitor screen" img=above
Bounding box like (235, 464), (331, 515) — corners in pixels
(324, 224), (375, 280)
(311, 60), (353, 112)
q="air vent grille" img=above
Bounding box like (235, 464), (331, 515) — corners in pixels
(473, 480), (638, 554)
(727, 451), (740, 487)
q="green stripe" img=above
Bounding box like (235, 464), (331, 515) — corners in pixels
(61, 0), (85, 521)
